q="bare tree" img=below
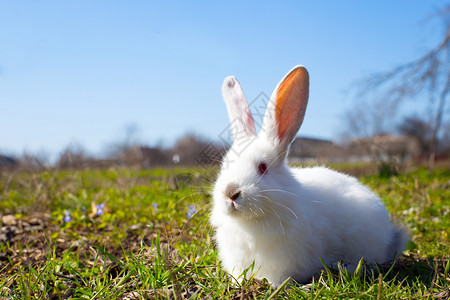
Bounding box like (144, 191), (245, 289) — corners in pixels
(104, 123), (142, 161)
(343, 97), (398, 139)
(349, 5), (449, 165)
(439, 123), (450, 156)
(397, 115), (432, 157)
(57, 143), (91, 169)
(170, 133), (225, 166)
(19, 151), (49, 171)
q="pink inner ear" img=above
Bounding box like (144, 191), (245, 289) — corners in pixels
(227, 78), (236, 88)
(223, 76), (257, 137)
(275, 67), (309, 143)
(243, 109), (256, 136)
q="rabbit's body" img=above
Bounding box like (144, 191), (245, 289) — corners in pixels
(213, 165), (397, 285)
(211, 66), (407, 286)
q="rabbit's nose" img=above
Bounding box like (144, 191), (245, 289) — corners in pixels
(230, 191), (241, 201)
(225, 182), (241, 201)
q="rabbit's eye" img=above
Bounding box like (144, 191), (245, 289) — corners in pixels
(258, 162), (268, 175)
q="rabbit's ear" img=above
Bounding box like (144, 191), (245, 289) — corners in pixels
(261, 66), (309, 154)
(222, 76), (256, 141)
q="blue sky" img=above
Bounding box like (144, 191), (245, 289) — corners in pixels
(0, 0), (447, 159)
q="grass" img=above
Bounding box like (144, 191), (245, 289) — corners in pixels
(0, 165), (449, 299)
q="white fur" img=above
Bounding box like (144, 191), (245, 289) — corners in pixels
(211, 66), (407, 286)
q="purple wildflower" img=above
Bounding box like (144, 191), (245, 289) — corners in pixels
(186, 205), (197, 218)
(96, 203), (105, 216)
(63, 211), (72, 223)
(152, 203), (159, 213)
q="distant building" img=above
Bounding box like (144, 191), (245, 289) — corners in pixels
(289, 137), (347, 163)
(288, 135), (420, 164)
(118, 146), (171, 168)
(349, 135), (420, 162)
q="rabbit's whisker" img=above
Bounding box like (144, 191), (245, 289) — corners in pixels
(260, 189), (299, 198)
(172, 191), (202, 207)
(267, 207), (287, 239)
(258, 194), (299, 220)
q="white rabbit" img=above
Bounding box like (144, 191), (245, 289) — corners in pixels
(210, 65), (408, 286)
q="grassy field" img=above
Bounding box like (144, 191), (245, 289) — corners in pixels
(0, 165), (449, 299)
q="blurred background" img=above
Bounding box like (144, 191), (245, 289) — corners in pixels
(0, 0), (449, 170)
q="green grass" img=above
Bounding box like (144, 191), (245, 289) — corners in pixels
(0, 166), (448, 299)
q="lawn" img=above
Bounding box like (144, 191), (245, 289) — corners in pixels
(0, 165), (449, 299)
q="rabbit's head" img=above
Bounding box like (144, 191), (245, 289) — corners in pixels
(212, 66), (309, 225)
